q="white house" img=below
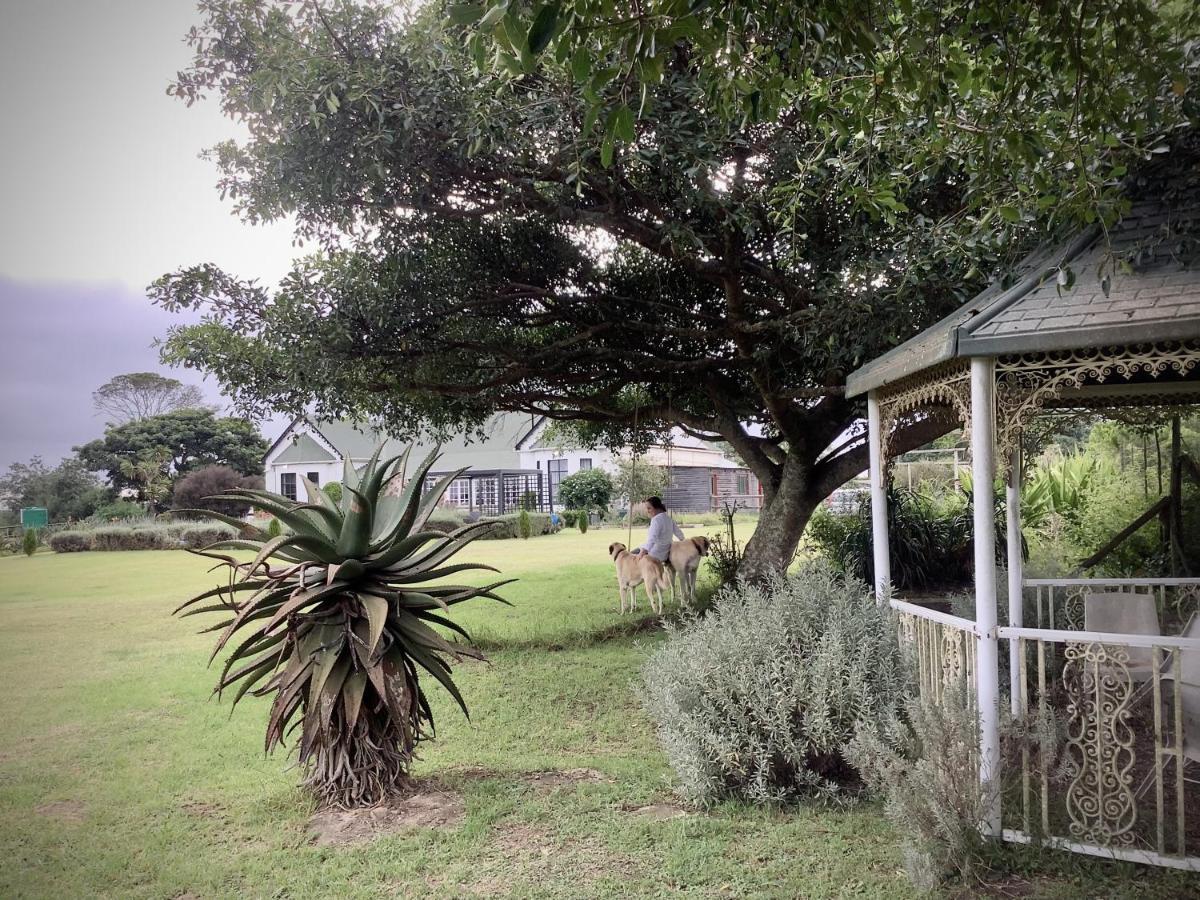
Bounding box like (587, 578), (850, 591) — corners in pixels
(263, 414), (762, 513)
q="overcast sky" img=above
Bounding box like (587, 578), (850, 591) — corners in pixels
(0, 1), (300, 469)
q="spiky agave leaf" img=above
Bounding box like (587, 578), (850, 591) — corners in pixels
(173, 444), (511, 807)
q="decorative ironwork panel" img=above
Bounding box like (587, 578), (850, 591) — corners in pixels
(1061, 641), (1138, 847)
(994, 341), (1200, 475)
(894, 610), (976, 707)
(874, 359), (973, 472)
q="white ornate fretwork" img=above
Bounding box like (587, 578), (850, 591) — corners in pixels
(875, 359), (973, 470)
(994, 342), (1200, 476)
(1062, 641), (1138, 847)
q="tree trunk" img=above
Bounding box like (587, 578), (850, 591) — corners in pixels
(738, 454), (820, 584)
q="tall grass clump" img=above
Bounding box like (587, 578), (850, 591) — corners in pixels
(641, 562), (907, 806)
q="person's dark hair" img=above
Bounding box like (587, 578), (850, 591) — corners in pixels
(646, 496), (666, 512)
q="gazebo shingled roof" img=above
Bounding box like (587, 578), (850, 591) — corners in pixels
(847, 192), (1200, 399)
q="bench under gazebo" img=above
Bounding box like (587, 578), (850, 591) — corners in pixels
(845, 190), (1200, 870)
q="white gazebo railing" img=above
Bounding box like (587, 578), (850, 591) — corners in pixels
(999, 623), (1200, 871)
(891, 599), (981, 706)
(848, 326), (1200, 870)
(1026, 578), (1200, 632)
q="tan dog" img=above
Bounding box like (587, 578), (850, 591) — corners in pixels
(669, 536), (711, 605)
(608, 542), (672, 615)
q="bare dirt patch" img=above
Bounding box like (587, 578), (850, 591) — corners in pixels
(488, 822), (556, 854)
(523, 767), (612, 792)
(623, 801), (689, 821)
(181, 799), (225, 819)
(34, 800), (85, 824)
(309, 789), (465, 846)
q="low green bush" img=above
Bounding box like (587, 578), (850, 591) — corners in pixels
(806, 486), (976, 592)
(517, 508), (533, 539)
(49, 523), (239, 553)
(92, 500), (148, 521)
(560, 509), (578, 528)
(641, 562), (908, 806)
(478, 512), (553, 539)
(178, 524), (239, 548)
(22, 529), (38, 557)
(48, 531), (93, 553)
(89, 524), (189, 551)
(424, 507), (467, 534)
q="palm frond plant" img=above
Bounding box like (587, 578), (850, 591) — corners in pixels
(172, 445), (512, 807)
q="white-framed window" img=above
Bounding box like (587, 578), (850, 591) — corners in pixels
(446, 478), (471, 506)
(476, 477), (498, 511)
(279, 472), (297, 501)
(579, 458), (592, 470)
(306, 471), (320, 486)
(548, 458), (568, 505)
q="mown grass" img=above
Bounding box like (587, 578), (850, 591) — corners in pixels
(0, 529), (1192, 898)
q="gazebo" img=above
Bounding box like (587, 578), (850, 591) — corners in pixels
(845, 189), (1200, 870)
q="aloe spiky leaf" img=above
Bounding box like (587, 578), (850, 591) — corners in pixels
(172, 441), (512, 808)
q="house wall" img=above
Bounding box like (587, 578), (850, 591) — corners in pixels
(660, 467), (762, 512)
(266, 461), (343, 499)
(262, 422), (343, 499)
(263, 417), (758, 512)
(662, 467), (713, 512)
(711, 467), (764, 510)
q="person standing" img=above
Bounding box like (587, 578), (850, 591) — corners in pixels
(634, 496), (685, 564)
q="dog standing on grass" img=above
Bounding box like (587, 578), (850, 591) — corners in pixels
(669, 536), (711, 605)
(608, 542), (672, 615)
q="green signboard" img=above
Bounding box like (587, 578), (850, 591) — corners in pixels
(20, 507), (48, 529)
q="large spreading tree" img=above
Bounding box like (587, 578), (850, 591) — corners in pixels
(153, 0), (1196, 578)
(76, 408), (267, 496)
(92, 372), (208, 424)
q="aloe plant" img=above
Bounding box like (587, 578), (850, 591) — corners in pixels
(173, 446), (511, 807)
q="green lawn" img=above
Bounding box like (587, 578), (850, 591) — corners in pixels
(0, 529), (1190, 898)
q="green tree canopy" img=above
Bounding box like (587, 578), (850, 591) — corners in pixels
(0, 457), (110, 522)
(76, 408), (267, 494)
(613, 457), (669, 509)
(463, 0), (1198, 233)
(557, 467), (615, 512)
(152, 0), (1197, 577)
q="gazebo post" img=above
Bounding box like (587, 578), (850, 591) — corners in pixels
(866, 391), (891, 601)
(1005, 446), (1024, 716)
(970, 357), (1002, 835)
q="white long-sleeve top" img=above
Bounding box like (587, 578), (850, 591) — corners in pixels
(640, 512), (685, 561)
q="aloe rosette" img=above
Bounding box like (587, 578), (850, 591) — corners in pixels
(173, 445), (511, 807)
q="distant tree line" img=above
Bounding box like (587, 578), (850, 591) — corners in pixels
(0, 372), (267, 525)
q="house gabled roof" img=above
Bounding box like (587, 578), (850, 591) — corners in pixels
(846, 189), (1200, 398)
(262, 415), (344, 464)
(273, 432), (337, 465)
(266, 412), (544, 472)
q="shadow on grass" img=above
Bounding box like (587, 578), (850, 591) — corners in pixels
(472, 611), (669, 653)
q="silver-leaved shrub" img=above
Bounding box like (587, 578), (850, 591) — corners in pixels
(641, 561), (907, 806)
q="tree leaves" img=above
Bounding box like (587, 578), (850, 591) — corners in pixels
(526, 4), (560, 56)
